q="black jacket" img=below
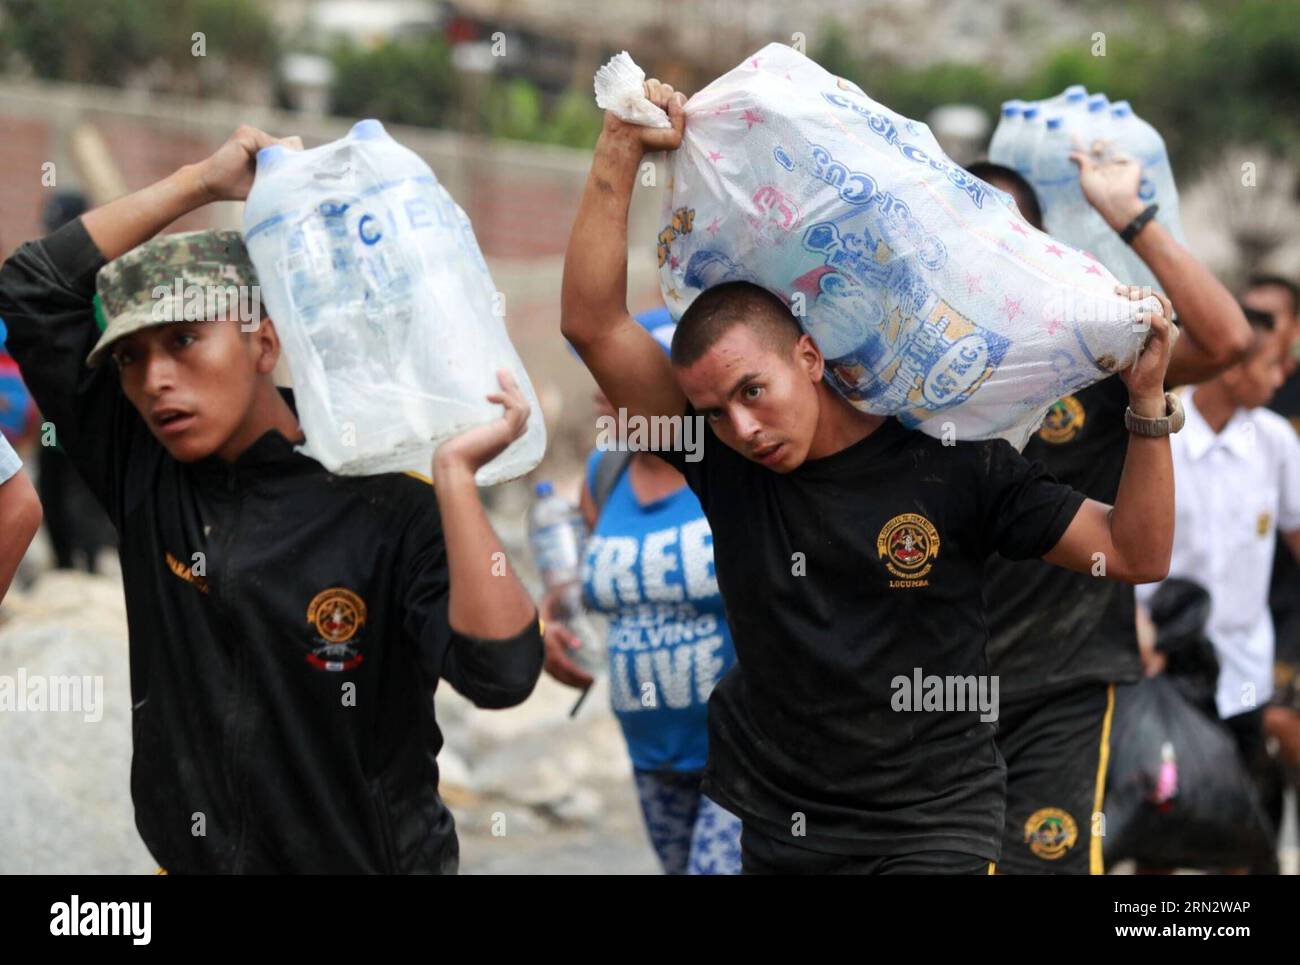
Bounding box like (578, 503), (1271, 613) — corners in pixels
(0, 220), (543, 873)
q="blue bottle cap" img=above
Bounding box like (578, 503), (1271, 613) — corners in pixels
(535, 481), (554, 498)
(350, 119), (386, 140)
(1110, 100), (1132, 117)
(1046, 116), (1063, 130)
(1023, 105), (1041, 120)
(1087, 94), (1110, 112)
(1064, 84), (1088, 100)
(1001, 101), (1023, 117)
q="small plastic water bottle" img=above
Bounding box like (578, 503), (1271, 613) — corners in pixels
(1011, 104), (1042, 177)
(1038, 117), (1080, 230)
(1056, 84), (1089, 122)
(988, 100), (1024, 167)
(1084, 93), (1111, 148)
(527, 482), (604, 674)
(1121, 102), (1186, 243)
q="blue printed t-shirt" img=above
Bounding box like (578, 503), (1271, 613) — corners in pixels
(581, 450), (737, 772)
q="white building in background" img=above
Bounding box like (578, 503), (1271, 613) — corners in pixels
(271, 0), (443, 47)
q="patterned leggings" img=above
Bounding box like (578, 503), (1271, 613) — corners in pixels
(632, 769), (742, 875)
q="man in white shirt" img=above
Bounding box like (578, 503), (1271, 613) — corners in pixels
(1138, 307), (1300, 794)
(0, 432), (42, 602)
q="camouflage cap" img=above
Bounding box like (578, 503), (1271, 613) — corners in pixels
(87, 230), (261, 367)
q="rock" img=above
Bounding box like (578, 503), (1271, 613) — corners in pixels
(541, 787), (605, 826)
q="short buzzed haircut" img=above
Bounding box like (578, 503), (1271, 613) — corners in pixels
(966, 160), (1043, 231)
(1235, 303), (1278, 360)
(1245, 274), (1299, 317)
(671, 281), (803, 367)
(1241, 303), (1275, 332)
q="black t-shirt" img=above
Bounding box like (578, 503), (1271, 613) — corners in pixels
(1269, 373), (1300, 662)
(657, 413), (1085, 859)
(983, 377), (1142, 699)
(1268, 370), (1300, 433)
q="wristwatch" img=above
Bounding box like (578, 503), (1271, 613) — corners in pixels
(1124, 391), (1185, 437)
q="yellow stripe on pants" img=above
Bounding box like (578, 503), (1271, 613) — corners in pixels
(1089, 683), (1116, 875)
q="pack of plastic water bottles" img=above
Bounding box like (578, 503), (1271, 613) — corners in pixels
(242, 120), (545, 482)
(596, 45), (1157, 448)
(988, 86), (1185, 291)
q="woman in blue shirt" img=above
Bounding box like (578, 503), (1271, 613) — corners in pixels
(544, 308), (741, 874)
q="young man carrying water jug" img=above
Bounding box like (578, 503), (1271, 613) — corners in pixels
(0, 126), (543, 874)
(563, 80), (1181, 874)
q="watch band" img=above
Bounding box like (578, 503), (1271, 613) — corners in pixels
(1125, 391), (1185, 437)
(1120, 203), (1159, 245)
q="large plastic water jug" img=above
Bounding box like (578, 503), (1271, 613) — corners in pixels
(243, 119), (546, 483)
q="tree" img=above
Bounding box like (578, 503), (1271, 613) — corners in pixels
(329, 36), (458, 130)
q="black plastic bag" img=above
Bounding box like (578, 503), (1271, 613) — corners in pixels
(1148, 578), (1219, 717)
(1102, 674), (1275, 869)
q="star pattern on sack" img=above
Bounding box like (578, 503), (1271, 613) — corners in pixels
(1009, 220), (1029, 236)
(707, 151), (723, 162)
(964, 271), (983, 294)
(1003, 295), (1022, 321)
(712, 102), (732, 116)
(741, 108), (764, 130)
(1043, 316), (1064, 335)
(1083, 262), (1103, 276)
(1044, 243), (1065, 258)
(706, 217), (721, 235)
(750, 57), (762, 69)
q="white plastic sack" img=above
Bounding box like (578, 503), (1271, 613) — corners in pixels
(600, 45), (1158, 449)
(242, 119), (545, 483)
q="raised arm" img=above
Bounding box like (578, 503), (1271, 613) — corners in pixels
(82, 126), (301, 260)
(0, 126), (303, 518)
(431, 370), (538, 639)
(1043, 288), (1177, 583)
(0, 450), (41, 602)
(561, 81), (687, 423)
(1072, 148), (1252, 385)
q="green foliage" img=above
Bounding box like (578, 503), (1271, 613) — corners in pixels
(4, 0), (1299, 162)
(812, 1), (1300, 177)
(0, 0), (276, 86)
(475, 76), (603, 147)
(329, 35), (457, 129)
(194, 0), (277, 66)
(483, 77), (543, 141)
(538, 87), (604, 148)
